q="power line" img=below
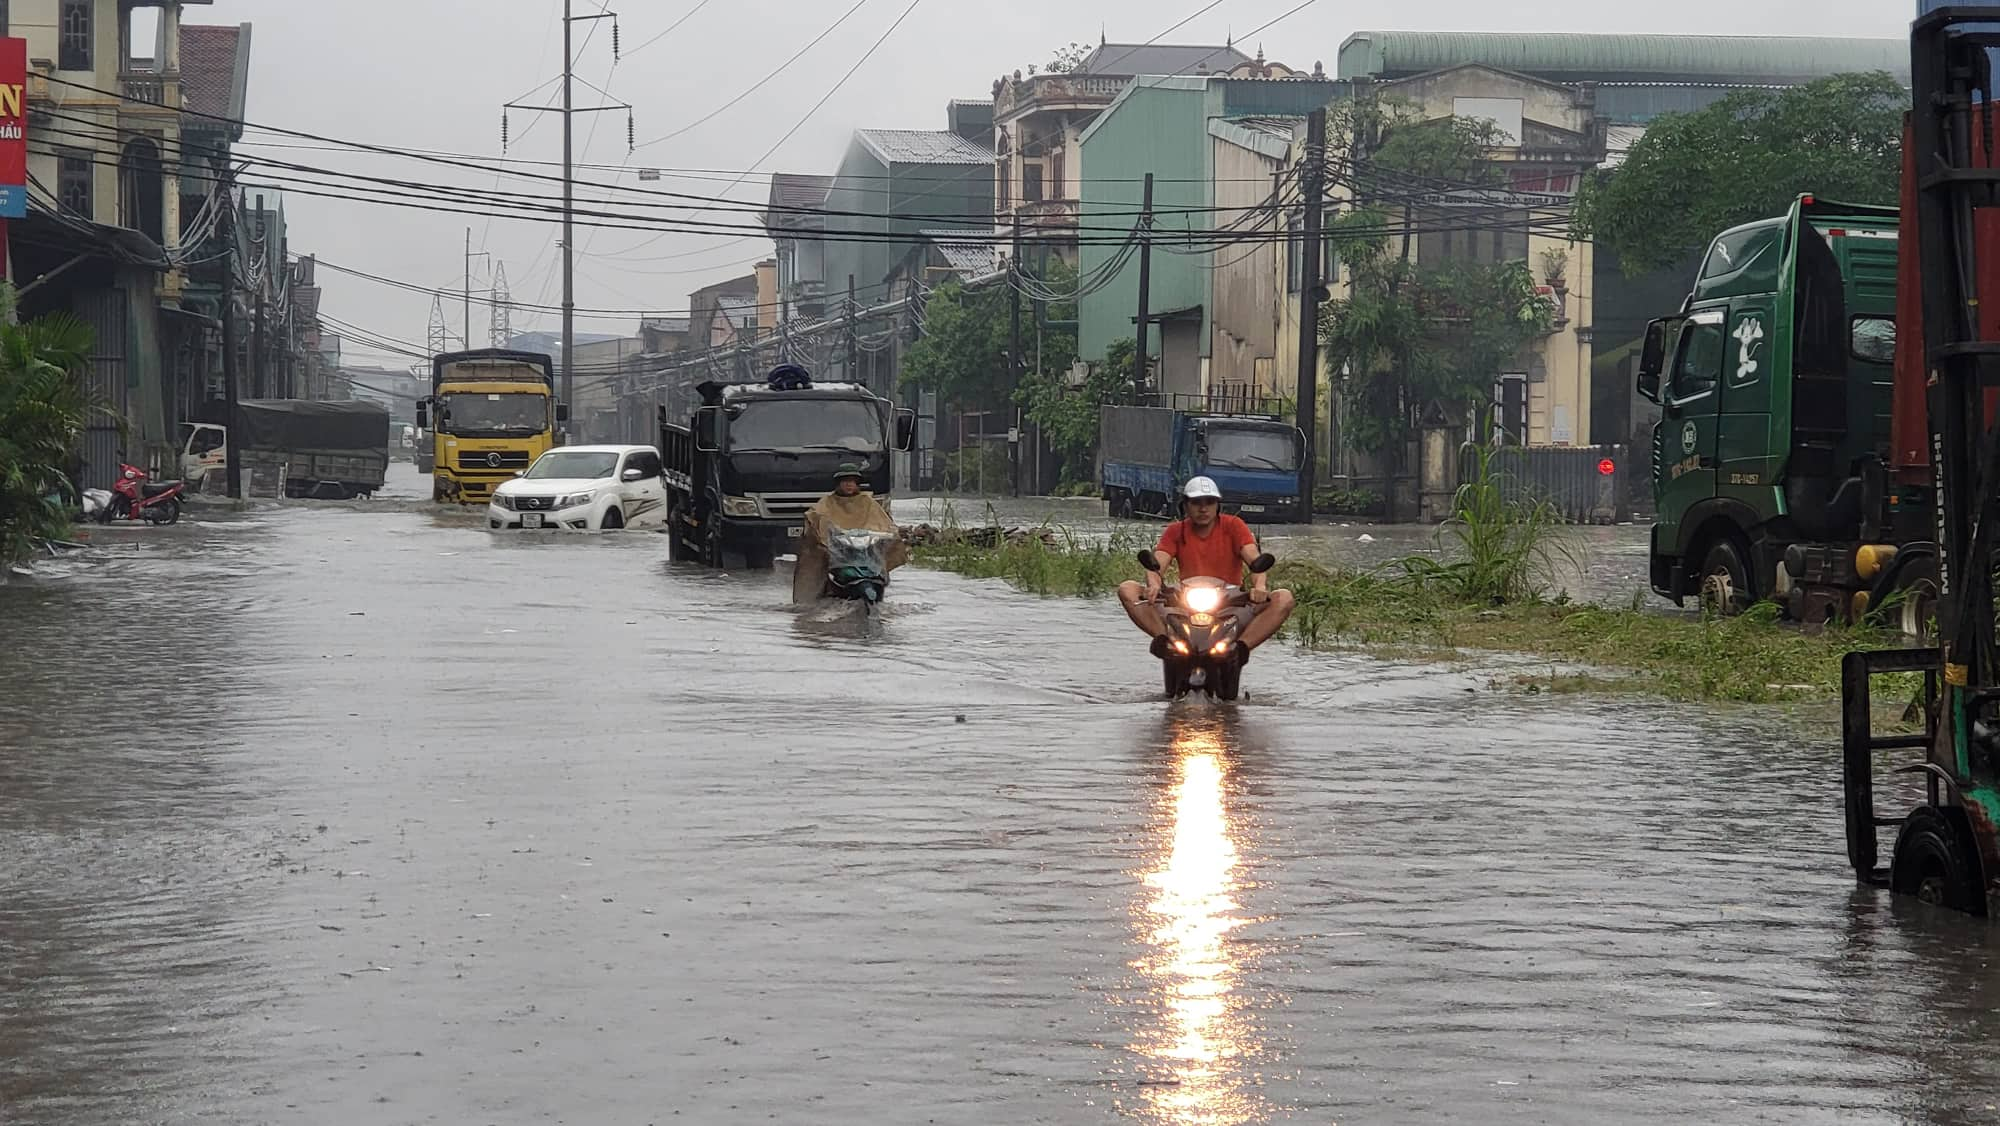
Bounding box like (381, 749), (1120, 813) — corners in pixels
(632, 0), (872, 150)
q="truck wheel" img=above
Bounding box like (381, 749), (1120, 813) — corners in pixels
(742, 544), (774, 569)
(1891, 806), (1986, 915)
(1897, 557), (1940, 644)
(1110, 490), (1133, 519)
(1697, 539), (1754, 616)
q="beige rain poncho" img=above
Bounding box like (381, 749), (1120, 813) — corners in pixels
(791, 491), (908, 604)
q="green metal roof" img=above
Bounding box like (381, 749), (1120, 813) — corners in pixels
(1337, 32), (1909, 85)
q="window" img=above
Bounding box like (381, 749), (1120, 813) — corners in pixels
(59, 0), (91, 72)
(1023, 161), (1044, 203)
(995, 159), (1010, 212)
(623, 450), (664, 478)
(1670, 315), (1726, 402)
(1852, 315), (1896, 364)
(1416, 207), (1528, 266)
(57, 151), (92, 219)
(1049, 146), (1065, 201)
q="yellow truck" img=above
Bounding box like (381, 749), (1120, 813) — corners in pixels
(416, 349), (569, 505)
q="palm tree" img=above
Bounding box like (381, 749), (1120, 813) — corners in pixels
(0, 282), (101, 564)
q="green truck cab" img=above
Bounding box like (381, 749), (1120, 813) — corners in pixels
(1641, 194), (1932, 632)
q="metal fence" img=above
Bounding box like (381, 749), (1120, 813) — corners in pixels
(1458, 443), (1632, 525)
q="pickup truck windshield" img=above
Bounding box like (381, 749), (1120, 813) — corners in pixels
(524, 451), (617, 480)
(726, 399), (881, 452)
(444, 392), (546, 434)
(1204, 427), (1299, 471)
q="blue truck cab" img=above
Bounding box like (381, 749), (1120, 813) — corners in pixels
(1098, 404), (1307, 523)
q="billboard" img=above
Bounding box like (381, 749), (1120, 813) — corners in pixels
(0, 37), (23, 219)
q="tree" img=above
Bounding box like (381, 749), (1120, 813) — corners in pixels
(1017, 338), (1130, 484)
(1573, 71), (1905, 273)
(1044, 42), (1090, 75)
(0, 282), (100, 564)
(900, 279), (1010, 409)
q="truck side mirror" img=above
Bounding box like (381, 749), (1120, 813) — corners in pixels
(1637, 319), (1667, 404)
(556, 402), (571, 423)
(895, 409), (916, 452)
(415, 401), (429, 430)
(695, 406), (722, 453)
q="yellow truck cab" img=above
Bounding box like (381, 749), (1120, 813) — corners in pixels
(417, 349), (567, 505)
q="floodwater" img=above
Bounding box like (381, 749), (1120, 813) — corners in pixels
(4, 466), (1999, 1124)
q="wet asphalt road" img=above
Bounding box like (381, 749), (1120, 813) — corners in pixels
(5, 467), (2000, 1124)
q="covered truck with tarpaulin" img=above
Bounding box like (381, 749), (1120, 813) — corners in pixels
(225, 399), (391, 499)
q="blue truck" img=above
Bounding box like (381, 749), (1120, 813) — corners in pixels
(1098, 404), (1307, 523)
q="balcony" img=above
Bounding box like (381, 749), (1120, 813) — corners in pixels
(1005, 198), (1080, 231)
(119, 71), (179, 111)
(994, 73), (1129, 121)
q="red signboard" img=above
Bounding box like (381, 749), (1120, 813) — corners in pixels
(0, 37), (24, 219)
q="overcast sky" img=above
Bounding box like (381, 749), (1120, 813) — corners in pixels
(182, 0), (1910, 369)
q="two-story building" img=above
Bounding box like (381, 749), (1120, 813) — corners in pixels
(763, 173), (832, 324)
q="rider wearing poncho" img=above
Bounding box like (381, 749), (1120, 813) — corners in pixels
(792, 463), (906, 603)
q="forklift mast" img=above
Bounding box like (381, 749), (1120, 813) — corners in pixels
(1841, 7), (2000, 914)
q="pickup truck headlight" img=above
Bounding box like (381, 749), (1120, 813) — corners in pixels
(721, 495), (759, 517)
(555, 491), (599, 509)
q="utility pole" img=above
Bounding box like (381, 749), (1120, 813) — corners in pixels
(502, 2), (627, 443)
(846, 274), (858, 382)
(1010, 219), (1023, 498)
(1295, 108), (1327, 517)
(1134, 172), (1154, 404)
(220, 173), (241, 498)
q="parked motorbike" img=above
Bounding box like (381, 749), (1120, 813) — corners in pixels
(822, 528), (899, 617)
(96, 463), (187, 525)
(1140, 547), (1276, 701)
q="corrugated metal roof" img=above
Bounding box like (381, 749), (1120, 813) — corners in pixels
(1208, 117), (1294, 161)
(855, 129), (994, 166)
(1081, 42), (1250, 77)
(1337, 31), (1909, 85)
(643, 316), (692, 334)
(917, 229), (1001, 280)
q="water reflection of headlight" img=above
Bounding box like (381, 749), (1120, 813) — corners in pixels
(1131, 717), (1267, 1124)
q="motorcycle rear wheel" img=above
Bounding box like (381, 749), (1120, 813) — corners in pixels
(144, 498), (182, 526)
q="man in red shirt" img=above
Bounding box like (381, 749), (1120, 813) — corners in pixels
(1116, 476), (1296, 659)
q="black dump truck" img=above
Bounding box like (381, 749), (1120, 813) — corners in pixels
(660, 369), (913, 568)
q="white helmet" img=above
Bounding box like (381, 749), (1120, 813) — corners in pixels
(1182, 476), (1222, 501)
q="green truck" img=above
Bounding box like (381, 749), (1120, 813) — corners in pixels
(1639, 193), (1936, 636)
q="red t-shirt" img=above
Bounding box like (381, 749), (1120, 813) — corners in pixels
(1158, 514), (1256, 581)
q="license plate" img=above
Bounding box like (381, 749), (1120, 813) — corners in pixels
(1241, 504), (1266, 513)
(787, 526), (802, 537)
(521, 513), (545, 529)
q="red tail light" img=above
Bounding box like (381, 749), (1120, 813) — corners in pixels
(1597, 458), (1616, 476)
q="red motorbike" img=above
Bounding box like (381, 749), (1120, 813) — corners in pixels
(95, 463), (187, 525)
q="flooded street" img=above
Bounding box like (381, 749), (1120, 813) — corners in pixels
(6, 472), (2000, 1124)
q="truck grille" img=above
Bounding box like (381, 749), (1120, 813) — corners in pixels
(755, 492), (828, 519)
(458, 450), (532, 471)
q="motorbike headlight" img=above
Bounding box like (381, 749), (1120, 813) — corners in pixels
(721, 495), (759, 517)
(1184, 586), (1223, 614)
(555, 491), (598, 509)
(1210, 639), (1234, 656)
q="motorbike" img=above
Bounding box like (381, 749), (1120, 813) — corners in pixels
(1140, 548), (1276, 701)
(96, 463), (188, 525)
(822, 528), (899, 617)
